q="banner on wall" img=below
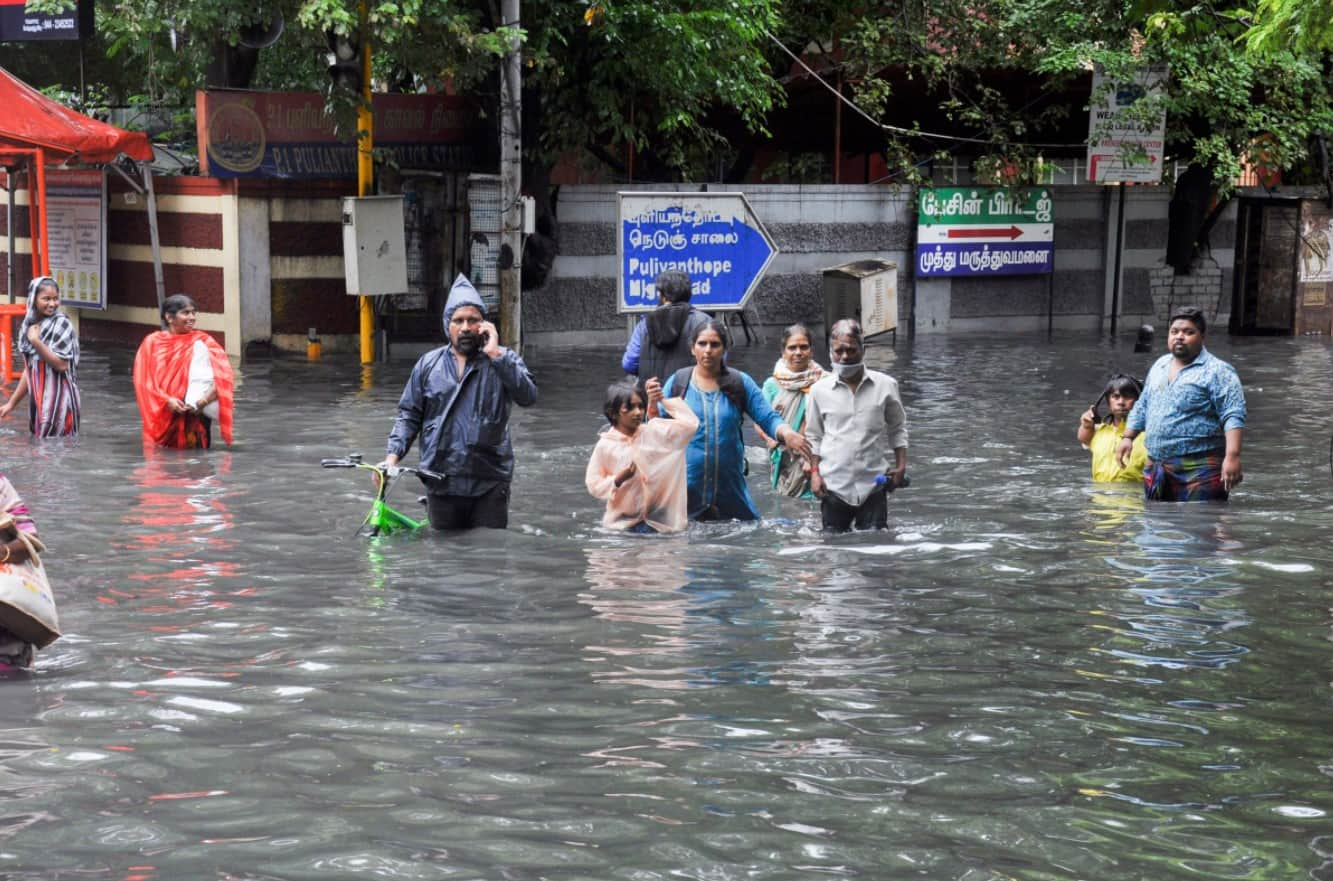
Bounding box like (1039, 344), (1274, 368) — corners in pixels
(1298, 201), (1333, 287)
(45, 168), (107, 310)
(197, 90), (477, 179)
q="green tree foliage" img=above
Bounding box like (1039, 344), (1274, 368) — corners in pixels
(521, 0), (782, 179)
(70, 0), (781, 182)
(781, 0), (1333, 193)
(88, 2), (505, 105)
(1133, 0), (1333, 191)
(14, 0), (1333, 195)
(1244, 0), (1333, 56)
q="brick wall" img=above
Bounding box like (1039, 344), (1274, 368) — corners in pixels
(1149, 260), (1226, 327)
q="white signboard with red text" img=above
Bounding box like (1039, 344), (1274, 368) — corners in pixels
(1087, 64), (1169, 184)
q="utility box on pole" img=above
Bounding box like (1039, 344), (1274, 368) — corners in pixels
(822, 259), (899, 342)
(342, 195), (408, 296)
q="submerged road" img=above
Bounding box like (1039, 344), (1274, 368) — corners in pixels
(0, 331), (1329, 881)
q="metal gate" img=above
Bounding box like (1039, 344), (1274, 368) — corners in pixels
(1232, 196), (1333, 335)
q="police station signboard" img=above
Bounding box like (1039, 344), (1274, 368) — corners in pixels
(617, 192), (778, 312)
(916, 187), (1054, 277)
(197, 90), (475, 179)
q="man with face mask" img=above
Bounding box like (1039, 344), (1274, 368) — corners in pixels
(381, 275), (538, 529)
(804, 319), (908, 532)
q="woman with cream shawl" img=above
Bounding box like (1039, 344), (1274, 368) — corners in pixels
(756, 324), (825, 498)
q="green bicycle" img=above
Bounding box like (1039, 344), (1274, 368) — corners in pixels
(320, 453), (443, 537)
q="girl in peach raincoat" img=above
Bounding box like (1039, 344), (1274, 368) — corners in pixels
(585, 378), (699, 534)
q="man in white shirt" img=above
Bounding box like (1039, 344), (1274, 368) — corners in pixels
(805, 319), (908, 532)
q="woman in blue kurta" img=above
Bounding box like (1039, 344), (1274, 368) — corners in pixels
(661, 320), (812, 521)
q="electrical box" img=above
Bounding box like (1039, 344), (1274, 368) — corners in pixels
(342, 196), (408, 296)
(521, 195), (536, 235)
(822, 259), (899, 342)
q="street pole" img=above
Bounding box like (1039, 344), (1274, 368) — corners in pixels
(357, 1), (376, 364)
(6, 169), (15, 302)
(1109, 184), (1126, 337)
(499, 0), (522, 352)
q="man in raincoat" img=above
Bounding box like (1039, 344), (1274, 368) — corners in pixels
(381, 275), (538, 529)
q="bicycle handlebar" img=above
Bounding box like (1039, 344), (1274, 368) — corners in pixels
(320, 456), (443, 482)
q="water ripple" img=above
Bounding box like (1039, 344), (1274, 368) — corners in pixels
(0, 337), (1328, 880)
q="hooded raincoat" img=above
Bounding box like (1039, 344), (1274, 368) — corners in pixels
(621, 302), (709, 381)
(585, 396), (699, 533)
(386, 275), (538, 495)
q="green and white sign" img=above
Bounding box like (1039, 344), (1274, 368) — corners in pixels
(916, 187), (1054, 277)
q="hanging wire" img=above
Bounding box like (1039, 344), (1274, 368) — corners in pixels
(762, 28), (1087, 151)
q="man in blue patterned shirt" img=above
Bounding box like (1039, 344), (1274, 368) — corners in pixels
(1116, 307), (1246, 501)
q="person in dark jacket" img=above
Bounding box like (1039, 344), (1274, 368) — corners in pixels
(381, 275), (538, 530)
(621, 270), (710, 385)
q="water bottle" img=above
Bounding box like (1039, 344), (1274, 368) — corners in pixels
(875, 473), (911, 492)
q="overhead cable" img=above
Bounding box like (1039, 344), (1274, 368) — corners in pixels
(762, 28), (1087, 150)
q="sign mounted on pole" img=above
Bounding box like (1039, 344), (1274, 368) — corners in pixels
(916, 187), (1054, 277)
(617, 191), (778, 312)
(1086, 64), (1169, 184)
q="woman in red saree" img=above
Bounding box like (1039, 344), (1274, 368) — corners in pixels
(133, 294), (235, 449)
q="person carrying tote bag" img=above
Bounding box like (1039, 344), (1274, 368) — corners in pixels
(0, 474), (60, 668)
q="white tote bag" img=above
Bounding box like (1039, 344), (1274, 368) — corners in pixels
(0, 516), (60, 648)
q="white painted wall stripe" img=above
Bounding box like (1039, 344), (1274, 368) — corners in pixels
(270, 255), (344, 280)
(93, 303), (226, 332)
(270, 199), (344, 223)
(108, 244), (227, 267)
(109, 192), (231, 215)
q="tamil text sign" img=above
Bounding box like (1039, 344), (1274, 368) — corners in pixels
(916, 187), (1054, 277)
(197, 90), (476, 179)
(1087, 64), (1168, 184)
(618, 192), (778, 312)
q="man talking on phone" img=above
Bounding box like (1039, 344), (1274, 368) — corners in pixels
(381, 274), (538, 529)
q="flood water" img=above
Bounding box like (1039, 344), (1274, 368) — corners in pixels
(1, 331), (1330, 881)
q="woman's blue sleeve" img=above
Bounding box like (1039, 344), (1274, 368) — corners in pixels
(743, 373), (785, 438)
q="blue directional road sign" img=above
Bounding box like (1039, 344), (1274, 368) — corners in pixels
(617, 192), (778, 312)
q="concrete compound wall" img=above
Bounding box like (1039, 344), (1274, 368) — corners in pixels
(2, 175), (239, 355)
(3, 178), (1240, 360)
(2, 174), (355, 359)
(523, 184), (1237, 349)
